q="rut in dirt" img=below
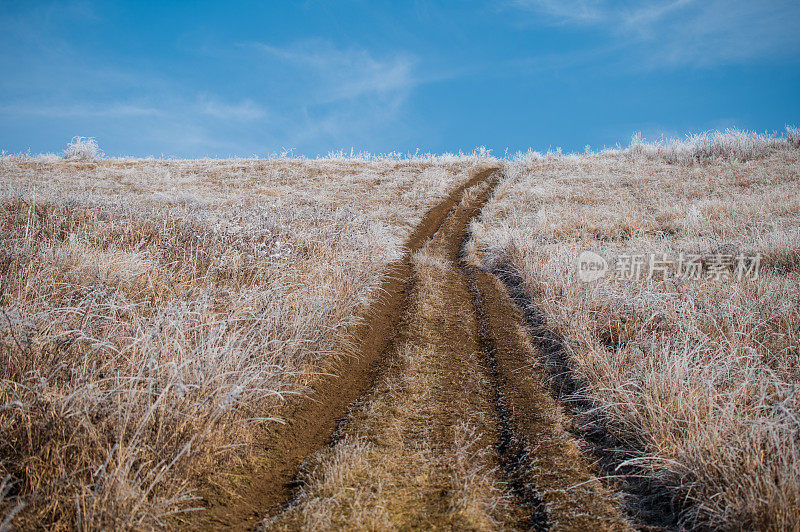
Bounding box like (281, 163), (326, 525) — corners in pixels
(265, 169), (631, 530)
(463, 264), (629, 530)
(490, 264), (686, 529)
(193, 166), (500, 530)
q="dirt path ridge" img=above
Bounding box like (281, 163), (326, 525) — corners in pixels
(196, 166), (499, 530)
(201, 166), (633, 530)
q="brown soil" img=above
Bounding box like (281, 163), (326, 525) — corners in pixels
(422, 169), (629, 529)
(465, 266), (630, 530)
(269, 171), (526, 530)
(191, 166), (499, 530)
(492, 265), (684, 529)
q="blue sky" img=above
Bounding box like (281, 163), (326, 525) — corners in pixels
(1, 0), (799, 157)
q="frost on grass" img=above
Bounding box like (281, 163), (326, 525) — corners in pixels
(506, 125), (798, 165)
(63, 136), (103, 160)
(469, 139), (800, 529)
(626, 125), (797, 164)
(787, 125), (800, 148)
(0, 154), (487, 529)
(269, 229), (518, 531)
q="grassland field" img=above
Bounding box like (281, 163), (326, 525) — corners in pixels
(1, 128), (799, 530)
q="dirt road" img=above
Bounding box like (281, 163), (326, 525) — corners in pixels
(199, 167), (632, 530)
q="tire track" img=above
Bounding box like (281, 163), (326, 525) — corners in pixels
(195, 166), (500, 530)
(268, 170), (527, 530)
(464, 265), (631, 530)
(491, 265), (685, 529)
(266, 168), (633, 530)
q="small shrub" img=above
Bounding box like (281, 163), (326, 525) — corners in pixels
(64, 136), (103, 160)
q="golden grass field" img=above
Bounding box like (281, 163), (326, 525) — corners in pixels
(469, 132), (800, 529)
(0, 154), (486, 529)
(1, 128), (799, 530)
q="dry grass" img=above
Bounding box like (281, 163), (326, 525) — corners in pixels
(3, 126), (797, 528)
(469, 134), (800, 528)
(627, 126), (797, 164)
(0, 154), (489, 529)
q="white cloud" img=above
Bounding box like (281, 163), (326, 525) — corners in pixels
(249, 40), (418, 102)
(1, 0), (442, 156)
(200, 98), (267, 121)
(509, 0), (800, 67)
(0, 102), (158, 118)
(233, 40), (422, 151)
(508, 0), (605, 24)
(0, 31), (424, 156)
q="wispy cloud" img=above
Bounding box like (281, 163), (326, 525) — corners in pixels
(508, 0), (800, 67)
(507, 0), (605, 25)
(0, 21), (425, 156)
(0, 102), (158, 118)
(231, 40), (422, 151)
(0, 1), (424, 157)
(199, 97), (268, 121)
(248, 40), (418, 102)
